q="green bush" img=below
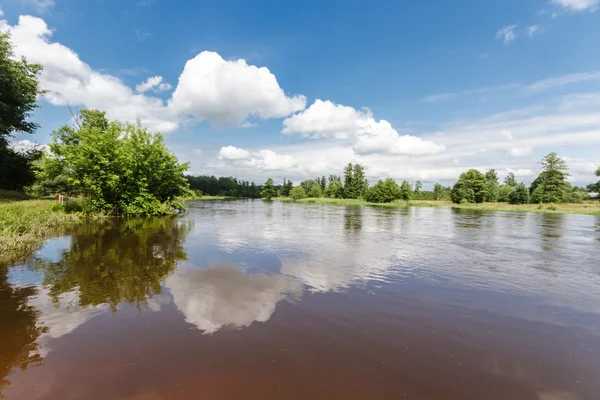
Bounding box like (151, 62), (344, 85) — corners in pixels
(290, 186), (307, 201)
(364, 178), (401, 203)
(451, 169), (486, 204)
(508, 183), (529, 205)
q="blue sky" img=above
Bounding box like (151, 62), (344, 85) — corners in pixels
(2, 0), (600, 186)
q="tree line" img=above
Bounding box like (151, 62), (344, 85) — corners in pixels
(259, 153), (598, 205)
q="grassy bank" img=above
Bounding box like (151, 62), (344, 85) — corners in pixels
(277, 197), (600, 215)
(0, 200), (83, 266)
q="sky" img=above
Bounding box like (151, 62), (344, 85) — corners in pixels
(1, 0), (600, 187)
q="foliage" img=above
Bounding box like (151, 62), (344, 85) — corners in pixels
(0, 33), (44, 138)
(324, 180), (344, 198)
(508, 183), (529, 205)
(530, 152), (570, 204)
(33, 110), (190, 215)
(399, 180), (413, 200)
(0, 33), (45, 193)
(364, 178), (401, 203)
(497, 184), (513, 202)
(281, 178), (293, 197)
(261, 178), (277, 200)
(433, 183), (452, 201)
(186, 175), (261, 198)
(451, 169), (486, 204)
(290, 186), (307, 201)
(308, 184), (323, 198)
(504, 172), (517, 187)
(484, 169), (499, 202)
(343, 163), (368, 199)
(414, 180), (422, 194)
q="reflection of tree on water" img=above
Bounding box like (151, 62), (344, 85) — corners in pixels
(0, 268), (47, 397)
(344, 206), (362, 237)
(32, 218), (191, 311)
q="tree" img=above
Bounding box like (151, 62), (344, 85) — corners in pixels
(484, 169), (499, 202)
(414, 180), (422, 195)
(0, 33), (45, 191)
(509, 183), (529, 205)
(504, 172), (517, 187)
(320, 176), (327, 191)
(530, 152), (570, 204)
(261, 178), (277, 200)
(324, 180), (343, 198)
(399, 180), (413, 201)
(497, 184), (513, 202)
(353, 164), (368, 198)
(33, 110), (190, 215)
(451, 169), (486, 204)
(308, 184), (323, 198)
(364, 178), (401, 203)
(290, 186), (307, 201)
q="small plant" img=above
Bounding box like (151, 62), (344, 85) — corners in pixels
(547, 203), (558, 211)
(537, 203), (544, 209)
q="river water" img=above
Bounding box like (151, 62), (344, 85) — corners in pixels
(1, 200), (600, 399)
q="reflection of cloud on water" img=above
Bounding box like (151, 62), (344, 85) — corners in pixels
(27, 288), (109, 357)
(165, 264), (302, 333)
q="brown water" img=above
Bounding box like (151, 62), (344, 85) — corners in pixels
(1, 200), (600, 400)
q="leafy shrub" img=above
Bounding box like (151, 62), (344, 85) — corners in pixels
(364, 178), (401, 203)
(508, 183), (529, 205)
(290, 186), (307, 201)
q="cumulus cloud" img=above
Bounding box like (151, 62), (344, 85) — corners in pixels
(496, 25), (518, 44)
(135, 76), (172, 93)
(283, 100), (445, 156)
(9, 139), (47, 153)
(165, 264), (302, 334)
(218, 145), (251, 160)
(551, 0), (599, 12)
(167, 51), (306, 127)
(0, 14), (304, 133)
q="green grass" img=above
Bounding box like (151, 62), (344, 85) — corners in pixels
(277, 197), (600, 215)
(0, 200), (82, 266)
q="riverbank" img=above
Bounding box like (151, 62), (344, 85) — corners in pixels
(0, 200), (83, 265)
(277, 197), (600, 216)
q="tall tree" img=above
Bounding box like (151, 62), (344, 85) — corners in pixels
(504, 172), (517, 187)
(324, 180), (343, 198)
(0, 33), (45, 191)
(399, 180), (413, 201)
(261, 178), (277, 200)
(320, 176), (327, 191)
(352, 164), (368, 198)
(414, 180), (422, 195)
(343, 163), (354, 198)
(484, 169), (499, 202)
(451, 169), (486, 204)
(530, 152), (570, 204)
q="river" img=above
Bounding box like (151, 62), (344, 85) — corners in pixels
(1, 200), (600, 399)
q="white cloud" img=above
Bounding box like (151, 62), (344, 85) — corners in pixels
(218, 145), (251, 160)
(551, 0), (599, 12)
(9, 139), (47, 153)
(168, 51), (306, 127)
(283, 100), (445, 156)
(509, 146), (533, 157)
(496, 25), (518, 45)
(165, 264), (302, 334)
(135, 75), (172, 93)
(527, 25), (543, 37)
(0, 14), (304, 133)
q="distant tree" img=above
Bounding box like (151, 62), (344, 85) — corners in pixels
(290, 186), (307, 201)
(530, 152), (570, 203)
(497, 184), (513, 202)
(284, 179), (293, 197)
(364, 178), (401, 203)
(484, 169), (499, 202)
(328, 175), (341, 183)
(261, 178), (277, 200)
(504, 172), (517, 187)
(320, 176), (327, 191)
(588, 167), (600, 196)
(343, 163), (354, 197)
(324, 180), (343, 198)
(414, 180), (422, 195)
(509, 183), (530, 205)
(308, 184), (323, 198)
(451, 169), (486, 204)
(399, 180), (413, 201)
(353, 164), (368, 198)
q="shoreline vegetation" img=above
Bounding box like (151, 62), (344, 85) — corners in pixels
(275, 197), (600, 215)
